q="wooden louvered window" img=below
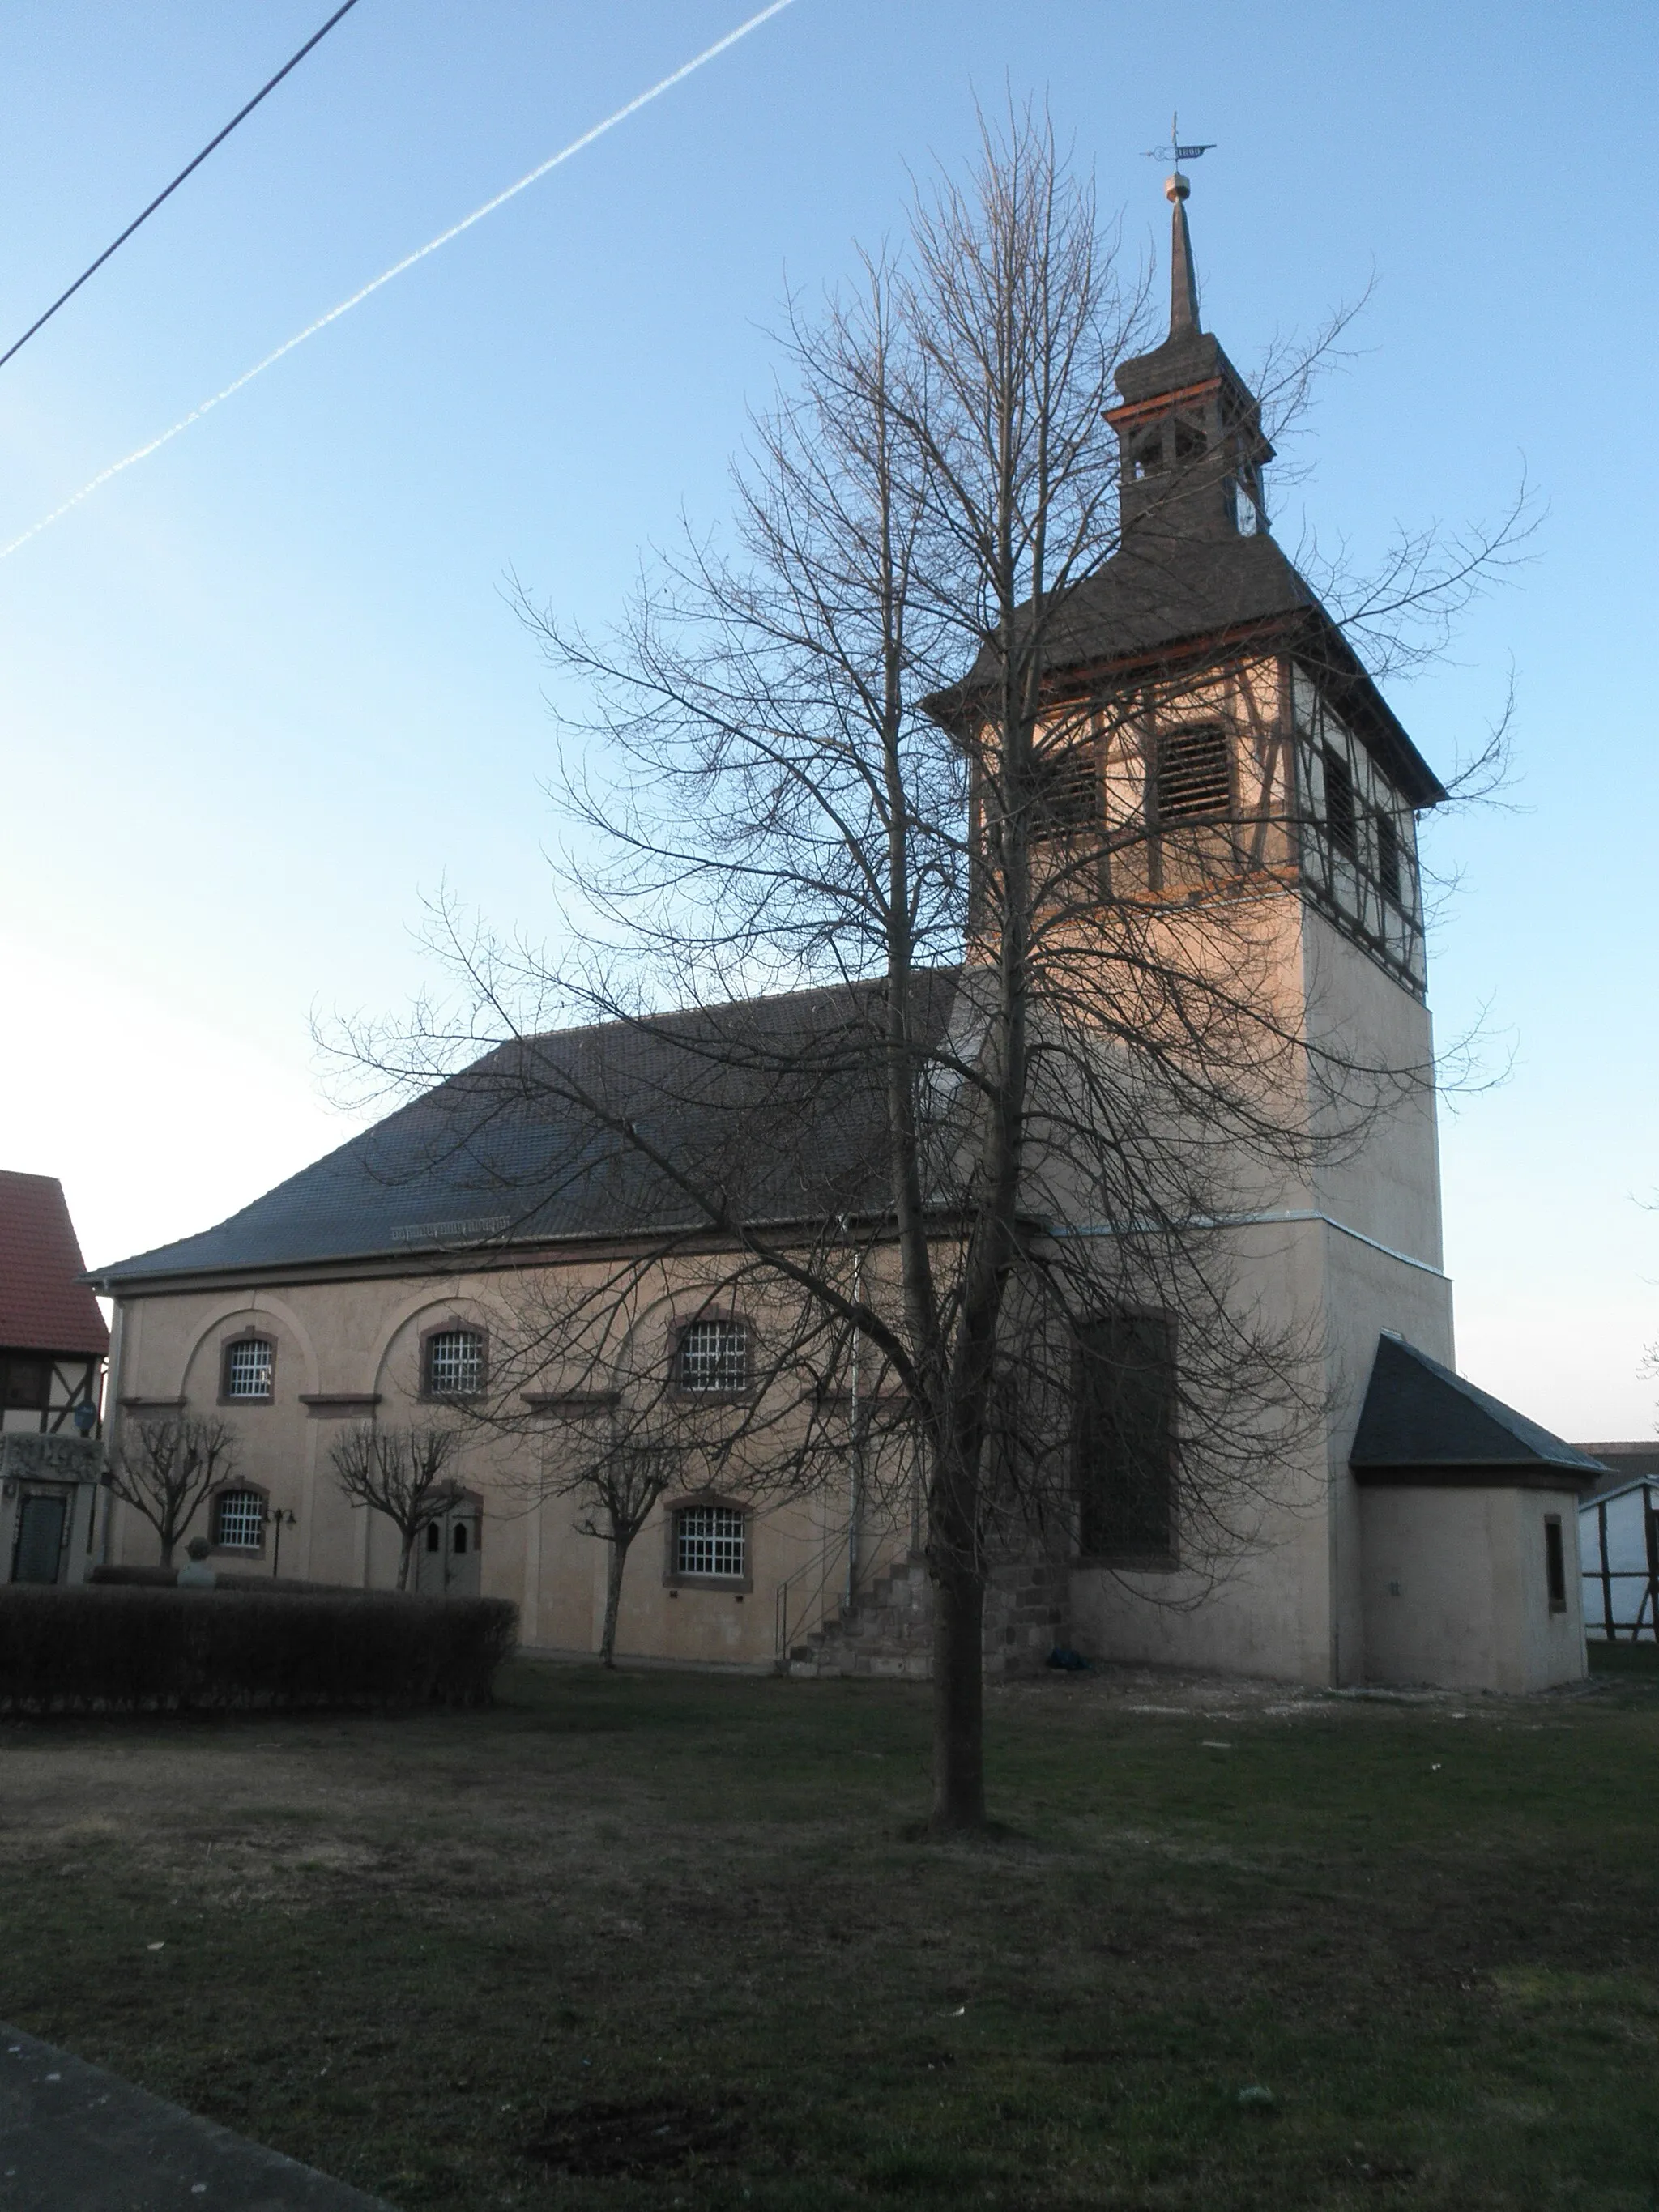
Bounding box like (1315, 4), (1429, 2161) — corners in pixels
(1074, 1311), (1177, 1564)
(1155, 724), (1231, 821)
(1030, 742), (1098, 839)
(1323, 745), (1358, 859)
(1375, 808), (1402, 903)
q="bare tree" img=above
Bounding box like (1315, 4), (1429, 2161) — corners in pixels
(104, 1416), (239, 1568)
(567, 1437), (683, 1668)
(329, 1424), (460, 1591)
(337, 105), (1521, 1831)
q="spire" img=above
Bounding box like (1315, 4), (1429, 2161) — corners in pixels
(1166, 168), (1201, 335)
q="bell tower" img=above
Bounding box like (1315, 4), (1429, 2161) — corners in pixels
(1107, 161), (1274, 543)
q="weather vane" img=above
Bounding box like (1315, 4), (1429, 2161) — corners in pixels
(1144, 113), (1214, 166)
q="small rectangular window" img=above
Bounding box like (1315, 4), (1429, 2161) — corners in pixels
(1375, 809), (1402, 903)
(223, 1338), (274, 1401)
(0, 1357), (49, 1410)
(1544, 1516), (1567, 1613)
(1322, 744), (1358, 859)
(1156, 725), (1231, 821)
(676, 1505), (746, 1579)
(678, 1319), (749, 1395)
(1074, 1312), (1177, 1563)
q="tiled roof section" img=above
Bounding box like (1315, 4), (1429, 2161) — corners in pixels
(927, 533), (1447, 812)
(92, 973), (964, 1288)
(0, 1173), (109, 1356)
(1350, 1336), (1606, 1481)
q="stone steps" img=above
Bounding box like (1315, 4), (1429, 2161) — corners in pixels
(785, 1552), (1067, 1679)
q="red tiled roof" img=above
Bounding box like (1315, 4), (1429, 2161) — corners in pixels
(0, 1172), (109, 1357)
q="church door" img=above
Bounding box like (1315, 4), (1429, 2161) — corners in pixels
(415, 1494), (481, 1597)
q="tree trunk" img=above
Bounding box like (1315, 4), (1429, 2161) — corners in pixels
(397, 1530), (415, 1591)
(929, 1562), (986, 1831)
(599, 1534), (629, 1667)
(158, 1532), (176, 1570)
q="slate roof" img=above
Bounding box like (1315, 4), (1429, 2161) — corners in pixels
(928, 532), (1446, 812)
(0, 1173), (109, 1356)
(92, 973), (963, 1290)
(1350, 1335), (1606, 1485)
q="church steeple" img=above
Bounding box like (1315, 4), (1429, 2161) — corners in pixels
(1166, 164), (1201, 336)
(1105, 156), (1273, 544)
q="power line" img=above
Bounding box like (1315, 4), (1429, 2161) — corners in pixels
(0, 0), (797, 565)
(0, 0), (365, 374)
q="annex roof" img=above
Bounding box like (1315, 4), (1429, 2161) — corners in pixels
(1350, 1335), (1606, 1489)
(92, 973), (964, 1291)
(0, 1172), (109, 1357)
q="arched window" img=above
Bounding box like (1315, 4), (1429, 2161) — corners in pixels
(424, 1328), (484, 1398)
(213, 1489), (267, 1552)
(676, 1319), (750, 1396)
(674, 1503), (747, 1580)
(222, 1336), (275, 1402)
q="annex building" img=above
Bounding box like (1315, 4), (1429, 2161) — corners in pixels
(92, 175), (1600, 1693)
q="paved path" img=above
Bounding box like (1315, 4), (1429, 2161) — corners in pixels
(0, 2027), (395, 2210)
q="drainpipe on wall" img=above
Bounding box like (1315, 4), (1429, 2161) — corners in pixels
(845, 1239), (862, 1613)
(96, 1300), (126, 1568)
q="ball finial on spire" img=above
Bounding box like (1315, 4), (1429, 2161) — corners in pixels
(1166, 169), (1191, 203)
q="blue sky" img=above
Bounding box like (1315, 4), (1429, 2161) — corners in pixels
(1, 0), (1653, 1437)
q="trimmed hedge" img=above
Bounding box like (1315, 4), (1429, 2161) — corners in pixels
(90, 1565), (340, 1595)
(0, 1585), (518, 1713)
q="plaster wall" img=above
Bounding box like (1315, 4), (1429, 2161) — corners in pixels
(1358, 1484), (1588, 1694)
(106, 1265), (893, 1670)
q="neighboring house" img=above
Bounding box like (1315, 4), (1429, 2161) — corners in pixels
(1575, 1445), (1659, 1641)
(88, 177), (1597, 1692)
(0, 1171), (109, 1585)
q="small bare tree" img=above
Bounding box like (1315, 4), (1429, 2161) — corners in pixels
(561, 1437), (684, 1668)
(104, 1415), (239, 1568)
(329, 1424), (460, 1590)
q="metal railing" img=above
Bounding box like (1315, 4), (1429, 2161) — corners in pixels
(774, 1531), (854, 1665)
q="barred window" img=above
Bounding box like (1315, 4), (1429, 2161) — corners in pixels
(424, 1329), (484, 1397)
(223, 1337), (274, 1400)
(1156, 725), (1231, 820)
(676, 1505), (747, 1579)
(1323, 744), (1358, 859)
(677, 1319), (750, 1395)
(213, 1489), (265, 1551)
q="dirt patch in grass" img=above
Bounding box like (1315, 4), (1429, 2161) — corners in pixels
(0, 1659), (1655, 2210)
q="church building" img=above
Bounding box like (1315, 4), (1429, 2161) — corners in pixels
(91, 169), (1599, 1694)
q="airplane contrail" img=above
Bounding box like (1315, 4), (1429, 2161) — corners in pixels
(1, 0), (797, 564)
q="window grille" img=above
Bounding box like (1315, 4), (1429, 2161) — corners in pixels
(1322, 745), (1358, 859)
(1156, 725), (1231, 820)
(1375, 809), (1402, 903)
(677, 1319), (749, 1395)
(1074, 1311), (1177, 1562)
(425, 1329), (484, 1396)
(224, 1337), (274, 1400)
(676, 1504), (747, 1579)
(213, 1490), (265, 1550)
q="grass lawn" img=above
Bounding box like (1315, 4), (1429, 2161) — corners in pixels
(1, 1652), (1657, 2210)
